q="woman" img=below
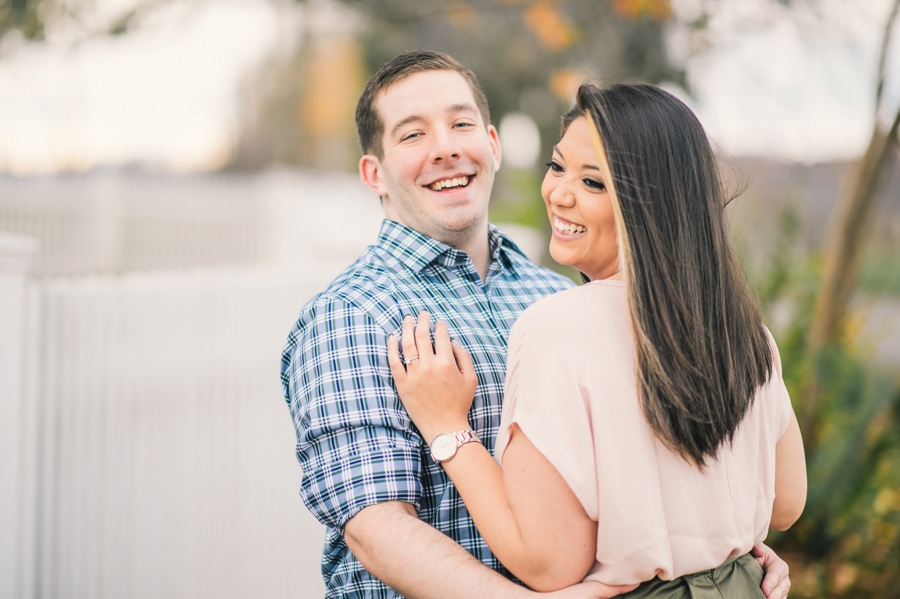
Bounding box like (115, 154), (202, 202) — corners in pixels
(386, 83), (807, 597)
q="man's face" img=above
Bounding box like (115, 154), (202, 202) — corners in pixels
(359, 70), (502, 248)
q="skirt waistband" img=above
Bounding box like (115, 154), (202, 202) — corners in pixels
(620, 553), (766, 599)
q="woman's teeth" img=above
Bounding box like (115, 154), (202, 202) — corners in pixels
(430, 176), (470, 191)
(555, 217), (586, 235)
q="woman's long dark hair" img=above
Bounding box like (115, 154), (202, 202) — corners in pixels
(567, 83), (773, 469)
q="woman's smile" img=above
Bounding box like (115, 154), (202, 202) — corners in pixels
(541, 116), (619, 281)
(552, 215), (587, 237)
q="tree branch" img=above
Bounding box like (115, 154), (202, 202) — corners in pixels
(876, 0), (900, 115)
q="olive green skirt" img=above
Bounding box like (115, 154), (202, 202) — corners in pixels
(619, 554), (766, 599)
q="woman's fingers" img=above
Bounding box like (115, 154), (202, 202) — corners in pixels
(400, 314), (419, 366)
(451, 339), (476, 381)
(415, 311), (433, 363)
(433, 320), (452, 357)
(394, 313), (468, 380)
(386, 334), (406, 380)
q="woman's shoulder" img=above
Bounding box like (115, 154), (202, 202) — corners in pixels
(521, 279), (626, 318)
(512, 279), (628, 346)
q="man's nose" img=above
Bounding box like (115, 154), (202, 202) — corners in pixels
(429, 130), (461, 163)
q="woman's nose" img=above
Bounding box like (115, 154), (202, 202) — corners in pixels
(548, 180), (575, 207)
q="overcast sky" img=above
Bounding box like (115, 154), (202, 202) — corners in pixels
(0, 0), (897, 174)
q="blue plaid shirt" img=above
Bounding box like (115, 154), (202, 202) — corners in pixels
(281, 219), (574, 598)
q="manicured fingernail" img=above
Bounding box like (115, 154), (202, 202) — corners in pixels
(388, 334), (395, 340)
(404, 315), (412, 322)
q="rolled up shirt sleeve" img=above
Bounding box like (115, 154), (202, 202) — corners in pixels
(282, 295), (423, 532)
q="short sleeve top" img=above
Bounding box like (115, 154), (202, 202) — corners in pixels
(494, 280), (793, 585)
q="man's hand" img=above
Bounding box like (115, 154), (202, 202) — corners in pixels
(752, 543), (791, 599)
(541, 581), (639, 599)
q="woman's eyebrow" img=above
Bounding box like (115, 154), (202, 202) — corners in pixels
(552, 145), (600, 171)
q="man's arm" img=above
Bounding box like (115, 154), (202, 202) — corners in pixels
(345, 502), (635, 599)
(345, 502), (530, 599)
(346, 505), (792, 599)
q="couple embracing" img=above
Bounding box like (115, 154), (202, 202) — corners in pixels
(281, 50), (806, 599)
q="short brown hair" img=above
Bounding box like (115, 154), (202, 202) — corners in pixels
(355, 51), (491, 159)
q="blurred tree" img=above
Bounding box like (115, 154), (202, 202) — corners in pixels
(734, 5), (900, 595)
(0, 0), (48, 41)
(754, 205), (900, 599)
(0, 0), (197, 52)
(348, 0), (683, 160)
(803, 0), (900, 449)
(230, 0), (685, 176)
(230, 1), (365, 171)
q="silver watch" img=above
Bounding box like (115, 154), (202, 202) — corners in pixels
(429, 430), (481, 464)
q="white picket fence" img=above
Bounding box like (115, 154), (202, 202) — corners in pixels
(1, 169), (387, 599)
(0, 168), (551, 599)
(0, 172), (271, 277)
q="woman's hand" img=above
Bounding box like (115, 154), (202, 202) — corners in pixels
(540, 580), (639, 598)
(387, 311), (477, 444)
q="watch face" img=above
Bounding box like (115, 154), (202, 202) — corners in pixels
(431, 434), (457, 462)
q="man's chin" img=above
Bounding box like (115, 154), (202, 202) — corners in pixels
(431, 216), (487, 246)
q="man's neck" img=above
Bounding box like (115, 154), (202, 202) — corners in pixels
(452, 230), (491, 283)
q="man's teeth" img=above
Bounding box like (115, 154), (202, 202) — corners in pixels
(430, 176), (469, 191)
(555, 217), (586, 235)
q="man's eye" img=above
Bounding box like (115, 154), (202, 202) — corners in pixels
(454, 122), (474, 129)
(545, 160), (563, 173)
(583, 178), (606, 191)
(401, 132), (422, 142)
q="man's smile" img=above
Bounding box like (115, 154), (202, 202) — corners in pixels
(426, 175), (472, 192)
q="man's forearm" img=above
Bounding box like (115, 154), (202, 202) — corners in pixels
(344, 501), (530, 599)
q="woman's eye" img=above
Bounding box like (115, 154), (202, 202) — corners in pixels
(583, 178), (606, 191)
(546, 160), (563, 173)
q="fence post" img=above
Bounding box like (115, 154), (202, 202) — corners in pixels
(0, 232), (39, 599)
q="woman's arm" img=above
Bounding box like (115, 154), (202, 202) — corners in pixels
(770, 410), (806, 531)
(438, 425), (598, 591)
(387, 312), (631, 593)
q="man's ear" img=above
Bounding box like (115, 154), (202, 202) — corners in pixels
(359, 154), (388, 197)
(487, 124), (502, 172)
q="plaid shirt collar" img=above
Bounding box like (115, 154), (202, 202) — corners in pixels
(375, 218), (528, 275)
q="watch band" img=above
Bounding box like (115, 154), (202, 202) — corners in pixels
(452, 429), (480, 446)
(430, 429), (481, 463)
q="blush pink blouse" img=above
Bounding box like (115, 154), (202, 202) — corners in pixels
(494, 280), (793, 585)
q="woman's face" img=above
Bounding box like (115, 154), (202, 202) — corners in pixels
(542, 116), (619, 281)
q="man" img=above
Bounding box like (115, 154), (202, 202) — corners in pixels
(281, 51), (791, 599)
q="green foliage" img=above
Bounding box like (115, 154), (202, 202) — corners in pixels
(0, 0), (48, 42)
(489, 167), (547, 229)
(749, 205), (900, 598)
(752, 200), (803, 310)
(860, 248), (900, 295)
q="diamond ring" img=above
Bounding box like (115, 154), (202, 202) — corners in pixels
(403, 355), (419, 365)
